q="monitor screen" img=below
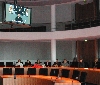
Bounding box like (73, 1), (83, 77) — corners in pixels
(5, 3), (31, 25)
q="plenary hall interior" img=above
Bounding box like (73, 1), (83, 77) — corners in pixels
(0, 0), (99, 85)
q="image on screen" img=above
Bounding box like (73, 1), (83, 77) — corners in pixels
(5, 3), (31, 25)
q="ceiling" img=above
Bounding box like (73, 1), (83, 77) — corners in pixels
(0, 0), (83, 6)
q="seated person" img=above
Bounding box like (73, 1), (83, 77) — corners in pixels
(35, 59), (42, 65)
(32, 59), (42, 68)
(25, 60), (31, 67)
(61, 59), (69, 67)
(9, 5), (14, 14)
(52, 59), (61, 67)
(78, 59), (84, 68)
(96, 58), (100, 69)
(15, 14), (23, 23)
(92, 58), (98, 68)
(71, 62), (78, 67)
(70, 57), (78, 67)
(44, 60), (51, 67)
(73, 57), (78, 62)
(16, 59), (23, 67)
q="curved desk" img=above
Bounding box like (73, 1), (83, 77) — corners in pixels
(0, 67), (100, 85)
(1, 75), (80, 85)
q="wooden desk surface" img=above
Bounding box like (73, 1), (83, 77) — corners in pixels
(0, 67), (100, 85)
(1, 75), (81, 85)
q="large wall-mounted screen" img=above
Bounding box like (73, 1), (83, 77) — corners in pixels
(5, 3), (31, 25)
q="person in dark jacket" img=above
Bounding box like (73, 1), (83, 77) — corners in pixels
(15, 14), (23, 23)
(78, 59), (84, 68)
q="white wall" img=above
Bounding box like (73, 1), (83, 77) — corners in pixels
(56, 3), (72, 22)
(32, 6), (51, 23)
(56, 41), (76, 61)
(32, 3), (74, 24)
(31, 2), (75, 31)
(0, 41), (75, 65)
(0, 42), (51, 60)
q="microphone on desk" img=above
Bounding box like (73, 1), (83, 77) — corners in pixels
(60, 69), (62, 79)
(14, 61), (15, 68)
(28, 70), (30, 77)
(14, 73), (16, 79)
(29, 73), (30, 77)
(57, 74), (59, 78)
(56, 73), (60, 80)
(72, 80), (73, 85)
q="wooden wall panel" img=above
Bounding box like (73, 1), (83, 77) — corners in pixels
(75, 0), (98, 22)
(76, 40), (98, 67)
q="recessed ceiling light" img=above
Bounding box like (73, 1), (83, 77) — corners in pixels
(85, 40), (87, 42)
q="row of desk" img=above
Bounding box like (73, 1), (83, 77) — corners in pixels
(1, 75), (81, 85)
(0, 67), (100, 85)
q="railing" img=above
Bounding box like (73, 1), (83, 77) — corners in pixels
(65, 18), (100, 30)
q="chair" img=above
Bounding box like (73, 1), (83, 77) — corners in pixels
(86, 83), (97, 85)
(44, 62), (51, 67)
(53, 62), (61, 67)
(27, 68), (36, 75)
(72, 23), (79, 30)
(79, 22), (85, 29)
(50, 69), (59, 77)
(61, 69), (70, 78)
(96, 18), (100, 26)
(15, 68), (24, 75)
(70, 62), (78, 67)
(58, 62), (61, 67)
(6, 62), (13, 67)
(67, 61), (70, 64)
(35, 62), (42, 64)
(25, 62), (31, 66)
(72, 70), (80, 80)
(92, 62), (95, 68)
(84, 21), (91, 28)
(96, 62), (100, 69)
(0, 62), (5, 67)
(91, 20), (98, 27)
(3, 68), (12, 75)
(79, 72), (87, 85)
(84, 62), (89, 68)
(39, 68), (48, 76)
(65, 24), (72, 30)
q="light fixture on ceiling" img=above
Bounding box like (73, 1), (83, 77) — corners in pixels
(83, 0), (87, 2)
(85, 39), (87, 42)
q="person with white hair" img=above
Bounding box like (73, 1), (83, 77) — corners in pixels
(16, 59), (23, 67)
(9, 5), (14, 14)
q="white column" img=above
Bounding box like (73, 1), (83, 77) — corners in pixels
(51, 4), (56, 32)
(51, 39), (56, 65)
(72, 41), (76, 59)
(51, 4), (56, 65)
